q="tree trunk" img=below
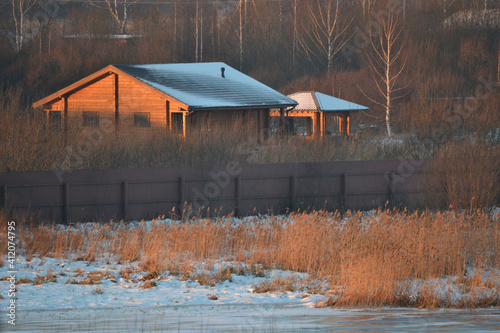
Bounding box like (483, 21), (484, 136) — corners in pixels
(239, 0), (244, 71)
(195, 0), (199, 62)
(293, 0), (297, 67)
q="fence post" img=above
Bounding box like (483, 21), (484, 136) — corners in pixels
(389, 172), (395, 204)
(64, 183), (70, 223)
(179, 177), (185, 217)
(123, 181), (128, 220)
(342, 173), (348, 210)
(236, 176), (241, 216)
(290, 174), (297, 211)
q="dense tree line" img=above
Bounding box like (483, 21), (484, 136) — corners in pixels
(0, 0), (499, 139)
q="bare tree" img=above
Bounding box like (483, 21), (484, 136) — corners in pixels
(195, 0), (199, 62)
(363, 12), (409, 138)
(358, 0), (378, 22)
(87, 0), (136, 34)
(292, 0), (298, 67)
(11, 0), (38, 52)
(299, 0), (352, 73)
(237, 0), (247, 71)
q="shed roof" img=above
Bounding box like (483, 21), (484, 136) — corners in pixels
(33, 62), (297, 110)
(288, 91), (368, 112)
(114, 63), (297, 110)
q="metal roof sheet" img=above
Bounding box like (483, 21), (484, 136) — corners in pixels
(114, 62), (297, 110)
(288, 91), (368, 112)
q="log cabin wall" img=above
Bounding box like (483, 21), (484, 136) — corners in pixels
(41, 70), (277, 138)
(44, 74), (190, 135)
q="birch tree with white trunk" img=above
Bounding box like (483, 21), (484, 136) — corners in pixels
(11, 0), (38, 52)
(87, 0), (136, 34)
(299, 0), (352, 73)
(363, 12), (409, 138)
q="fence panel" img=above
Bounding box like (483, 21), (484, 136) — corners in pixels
(1, 158), (496, 223)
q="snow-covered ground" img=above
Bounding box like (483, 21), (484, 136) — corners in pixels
(2, 212), (500, 332)
(1, 255), (500, 332)
(0, 255), (323, 312)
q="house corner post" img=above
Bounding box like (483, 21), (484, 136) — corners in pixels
(114, 73), (119, 131)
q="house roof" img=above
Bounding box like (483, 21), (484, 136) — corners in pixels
(288, 91), (368, 112)
(33, 62), (297, 110)
(442, 9), (500, 29)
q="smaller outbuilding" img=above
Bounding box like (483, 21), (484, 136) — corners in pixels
(271, 91), (368, 138)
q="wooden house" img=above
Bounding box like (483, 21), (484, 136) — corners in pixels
(270, 91), (368, 138)
(33, 63), (297, 138)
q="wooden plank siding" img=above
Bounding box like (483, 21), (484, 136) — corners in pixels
(118, 76), (168, 129)
(41, 72), (274, 137)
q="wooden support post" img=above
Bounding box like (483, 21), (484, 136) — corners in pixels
(64, 183), (70, 223)
(264, 109), (271, 140)
(236, 176), (241, 216)
(279, 108), (285, 138)
(182, 113), (187, 138)
(123, 181), (128, 220)
(340, 112), (349, 137)
(114, 73), (119, 129)
(346, 114), (350, 137)
(290, 174), (297, 211)
(63, 96), (68, 140)
(313, 112), (321, 139)
(320, 112), (325, 138)
(166, 100), (170, 131)
(206, 111), (211, 132)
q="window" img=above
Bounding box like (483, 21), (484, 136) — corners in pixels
(171, 113), (184, 135)
(134, 113), (150, 127)
(49, 111), (61, 131)
(83, 112), (99, 127)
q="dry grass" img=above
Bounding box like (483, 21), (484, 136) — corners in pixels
(2, 208), (499, 308)
(424, 140), (500, 210)
(34, 269), (57, 285)
(0, 87), (476, 174)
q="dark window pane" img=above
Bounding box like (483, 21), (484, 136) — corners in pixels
(83, 112), (99, 127)
(134, 113), (150, 127)
(171, 113), (183, 134)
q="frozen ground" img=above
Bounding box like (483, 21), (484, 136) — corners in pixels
(1, 256), (499, 332)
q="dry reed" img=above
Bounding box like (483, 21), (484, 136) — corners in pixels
(1, 208), (498, 308)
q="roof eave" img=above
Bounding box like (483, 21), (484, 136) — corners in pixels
(32, 64), (191, 111)
(189, 103), (297, 111)
(33, 65), (116, 109)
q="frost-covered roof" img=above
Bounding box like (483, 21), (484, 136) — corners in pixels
(442, 9), (500, 29)
(288, 91), (368, 112)
(114, 63), (297, 110)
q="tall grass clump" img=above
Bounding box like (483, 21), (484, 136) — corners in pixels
(4, 208), (499, 308)
(425, 140), (500, 210)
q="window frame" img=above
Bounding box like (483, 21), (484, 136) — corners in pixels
(170, 112), (184, 135)
(82, 111), (100, 127)
(134, 112), (151, 127)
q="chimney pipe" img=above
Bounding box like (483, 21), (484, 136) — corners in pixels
(221, 67), (225, 78)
